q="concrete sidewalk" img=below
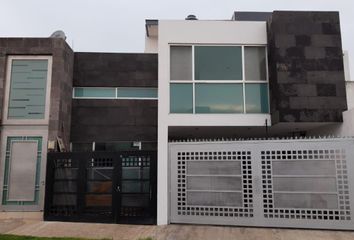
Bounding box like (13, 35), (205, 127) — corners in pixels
(1, 219), (354, 240)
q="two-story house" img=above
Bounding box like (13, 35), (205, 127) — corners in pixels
(0, 10), (353, 230)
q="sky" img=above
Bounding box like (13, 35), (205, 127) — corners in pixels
(1, 0), (353, 77)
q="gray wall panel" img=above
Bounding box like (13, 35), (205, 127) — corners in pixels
(274, 193), (338, 209)
(187, 161), (241, 175)
(187, 192), (243, 207)
(187, 176), (242, 191)
(273, 177), (337, 192)
(272, 160), (336, 175)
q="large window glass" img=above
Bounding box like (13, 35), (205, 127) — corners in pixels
(170, 84), (193, 113)
(244, 47), (267, 80)
(74, 87), (116, 98)
(170, 46), (192, 80)
(118, 87), (157, 98)
(8, 60), (48, 119)
(245, 84), (269, 113)
(170, 45), (269, 114)
(195, 84), (243, 113)
(195, 46), (242, 80)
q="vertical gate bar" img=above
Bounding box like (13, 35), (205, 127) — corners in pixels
(76, 152), (87, 219)
(43, 153), (54, 220)
(112, 152), (121, 223)
(151, 151), (158, 223)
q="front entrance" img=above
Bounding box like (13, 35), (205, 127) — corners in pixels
(0, 130), (48, 212)
(44, 151), (157, 224)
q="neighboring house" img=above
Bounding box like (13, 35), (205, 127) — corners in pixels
(0, 11), (353, 229)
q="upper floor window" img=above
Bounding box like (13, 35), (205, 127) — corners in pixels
(4, 56), (52, 123)
(170, 45), (269, 114)
(73, 87), (158, 100)
(195, 46), (243, 80)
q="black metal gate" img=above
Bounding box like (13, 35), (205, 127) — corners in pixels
(44, 151), (157, 224)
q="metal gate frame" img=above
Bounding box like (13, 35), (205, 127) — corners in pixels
(169, 137), (354, 230)
(44, 151), (157, 224)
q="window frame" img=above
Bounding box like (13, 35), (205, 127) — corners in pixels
(3, 55), (53, 125)
(169, 44), (270, 114)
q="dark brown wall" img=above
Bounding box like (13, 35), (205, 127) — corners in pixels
(70, 53), (158, 143)
(267, 11), (347, 123)
(71, 99), (157, 142)
(0, 38), (74, 148)
(73, 52), (157, 87)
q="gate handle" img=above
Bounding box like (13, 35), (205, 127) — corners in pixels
(116, 186), (121, 192)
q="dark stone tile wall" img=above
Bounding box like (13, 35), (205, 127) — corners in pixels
(73, 53), (157, 87)
(0, 38), (74, 148)
(50, 40), (74, 148)
(70, 53), (158, 143)
(267, 11), (347, 123)
(70, 99), (157, 142)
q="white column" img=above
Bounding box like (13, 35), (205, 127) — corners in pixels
(157, 125), (169, 225)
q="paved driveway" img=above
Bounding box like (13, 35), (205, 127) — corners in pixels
(1, 219), (354, 240)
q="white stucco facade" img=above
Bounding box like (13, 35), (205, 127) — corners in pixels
(144, 36), (158, 53)
(155, 20), (269, 225)
(346, 81), (354, 110)
(344, 51), (351, 84)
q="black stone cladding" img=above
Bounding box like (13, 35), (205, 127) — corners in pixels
(73, 52), (157, 87)
(267, 11), (347, 123)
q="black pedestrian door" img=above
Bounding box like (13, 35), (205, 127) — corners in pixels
(114, 152), (157, 224)
(44, 151), (157, 224)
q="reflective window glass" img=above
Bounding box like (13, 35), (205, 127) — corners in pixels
(74, 87), (116, 98)
(170, 84), (193, 113)
(195, 46), (242, 80)
(118, 87), (157, 98)
(245, 83), (269, 113)
(245, 47), (267, 80)
(170, 46), (192, 80)
(195, 84), (243, 113)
